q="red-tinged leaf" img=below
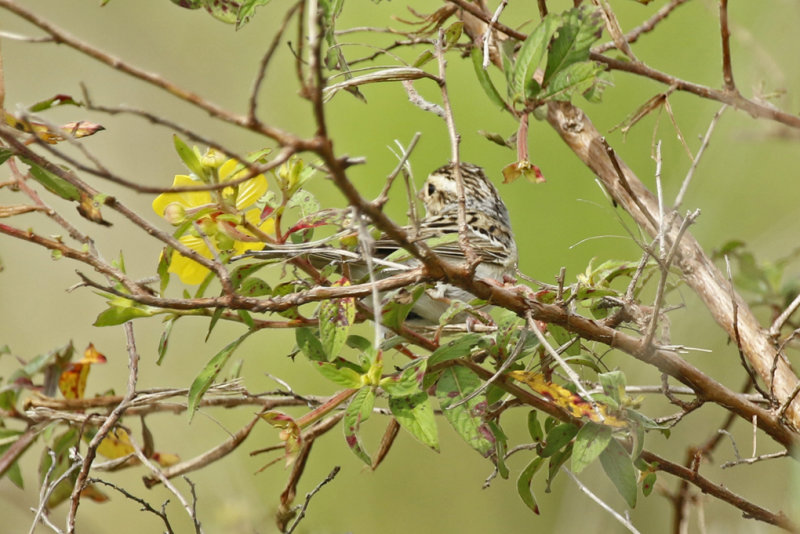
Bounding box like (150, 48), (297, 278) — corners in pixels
(81, 343), (108, 364)
(343, 387), (375, 465)
(60, 120), (105, 139)
(641, 471), (656, 497)
(502, 160), (545, 184)
(517, 457), (544, 514)
(77, 191), (113, 226)
(58, 363), (90, 399)
(285, 219), (328, 237)
(2, 111), (104, 144)
(318, 280), (356, 359)
(0, 429), (25, 488)
(80, 484), (110, 503)
(435, 366), (493, 457)
(151, 451), (181, 467)
(380, 359), (426, 398)
(388, 392), (439, 451)
(28, 94), (81, 112)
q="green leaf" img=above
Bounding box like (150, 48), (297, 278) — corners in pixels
(510, 14), (561, 103)
(236, 309), (254, 329)
(527, 410), (544, 442)
(540, 423), (578, 457)
(548, 324), (580, 355)
(470, 48), (506, 109)
(380, 359), (427, 398)
(388, 392), (439, 451)
(205, 307), (225, 342)
(540, 61), (604, 102)
(93, 303), (157, 326)
(187, 333), (251, 421)
(571, 423), (613, 473)
(169, 0), (238, 23)
(427, 333), (482, 366)
(236, 0), (271, 28)
(342, 387), (374, 465)
(443, 21), (463, 48)
(488, 420), (509, 479)
(0, 429), (25, 488)
(172, 135), (207, 180)
(313, 361), (363, 388)
(157, 316), (176, 365)
(346, 335), (372, 353)
(296, 327), (327, 362)
(517, 457), (544, 514)
(238, 277), (272, 297)
(599, 439), (637, 508)
(0, 148), (14, 166)
(413, 49), (435, 68)
(543, 6), (602, 85)
(231, 261), (271, 289)
(545, 443), (572, 491)
(641, 471), (656, 497)
(319, 296), (356, 359)
(382, 286), (424, 330)
(598, 370), (626, 406)
(28, 94), (81, 112)
(157, 248), (171, 295)
(435, 366), (493, 457)
(25, 162), (81, 201)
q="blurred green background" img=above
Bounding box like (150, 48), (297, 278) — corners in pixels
(2, 0), (800, 532)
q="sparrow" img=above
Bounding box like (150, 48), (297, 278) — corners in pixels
(239, 162), (517, 325)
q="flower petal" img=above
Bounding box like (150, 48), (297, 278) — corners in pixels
(152, 175), (213, 217)
(169, 234), (214, 285)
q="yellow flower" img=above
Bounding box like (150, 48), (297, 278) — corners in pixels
(153, 158), (272, 285)
(218, 158), (268, 211)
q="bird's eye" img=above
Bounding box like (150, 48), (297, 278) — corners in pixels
(427, 183), (436, 196)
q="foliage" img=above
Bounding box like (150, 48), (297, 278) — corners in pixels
(1, 1), (799, 533)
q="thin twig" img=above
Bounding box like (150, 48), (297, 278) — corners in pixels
(562, 467), (641, 534)
(285, 466), (341, 534)
(66, 322), (140, 534)
(248, 1), (302, 123)
(673, 105), (728, 211)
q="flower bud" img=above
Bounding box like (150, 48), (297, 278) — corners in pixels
(163, 202), (186, 225)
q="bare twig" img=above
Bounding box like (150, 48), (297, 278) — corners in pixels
(562, 467), (641, 534)
(285, 466), (341, 534)
(66, 322), (140, 534)
(673, 105), (728, 211)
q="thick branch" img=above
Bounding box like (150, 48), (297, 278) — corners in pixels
(545, 100), (800, 428)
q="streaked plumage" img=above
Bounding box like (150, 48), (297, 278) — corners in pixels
(238, 162), (517, 324)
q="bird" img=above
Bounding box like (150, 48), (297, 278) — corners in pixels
(239, 162), (517, 325)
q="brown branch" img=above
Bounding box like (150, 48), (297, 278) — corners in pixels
(594, 0), (690, 54)
(249, 1), (302, 124)
(446, 0), (800, 130)
(544, 100), (800, 431)
(719, 0), (736, 91)
(641, 448), (797, 531)
(0, 0), (310, 147)
(143, 413), (261, 488)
